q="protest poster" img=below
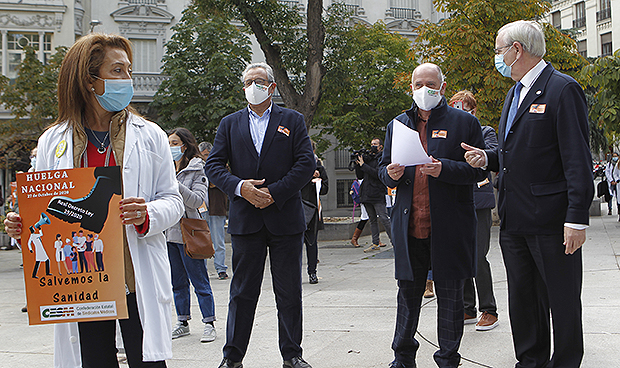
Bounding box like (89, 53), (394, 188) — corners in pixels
(16, 166), (128, 325)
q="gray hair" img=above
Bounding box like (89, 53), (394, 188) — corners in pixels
(411, 63), (445, 83)
(198, 141), (213, 152)
(242, 62), (275, 83)
(497, 20), (546, 58)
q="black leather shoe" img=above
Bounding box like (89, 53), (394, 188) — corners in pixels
(218, 358), (243, 368)
(389, 360), (415, 368)
(309, 273), (318, 284)
(283, 356), (312, 368)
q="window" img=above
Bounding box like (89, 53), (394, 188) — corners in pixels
(601, 32), (612, 57)
(597, 0), (611, 22)
(552, 11), (561, 28)
(573, 2), (586, 28)
(337, 179), (355, 207)
(332, 0), (362, 16)
(578, 40), (587, 58)
(390, 0), (418, 19)
(6, 32), (52, 79)
(335, 149), (352, 170)
(279, 0), (299, 10)
(130, 39), (158, 73)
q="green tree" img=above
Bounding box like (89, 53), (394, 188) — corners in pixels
(0, 45), (67, 170)
(315, 19), (417, 151)
(414, 0), (586, 129)
(582, 49), (620, 149)
(194, 0), (325, 128)
(151, 6), (252, 142)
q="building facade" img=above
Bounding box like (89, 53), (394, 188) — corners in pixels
(548, 0), (618, 58)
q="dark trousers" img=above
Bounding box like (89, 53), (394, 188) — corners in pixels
(364, 201), (392, 245)
(464, 208), (497, 316)
(392, 238), (465, 368)
(78, 251), (89, 272)
(32, 259), (50, 278)
(500, 232), (583, 368)
(78, 292), (166, 368)
(95, 252), (104, 272)
(224, 227), (304, 362)
(303, 232), (318, 275)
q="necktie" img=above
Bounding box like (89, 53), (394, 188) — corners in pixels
(505, 82), (523, 139)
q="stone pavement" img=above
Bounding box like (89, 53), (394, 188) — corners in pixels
(0, 213), (619, 368)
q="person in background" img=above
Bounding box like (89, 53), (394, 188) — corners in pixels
(199, 141), (229, 280)
(449, 90), (500, 331)
(54, 233), (64, 275)
(3, 33), (183, 368)
(605, 152), (619, 217)
(167, 128), (217, 343)
(301, 140), (329, 284)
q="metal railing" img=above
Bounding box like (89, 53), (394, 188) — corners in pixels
(596, 8), (611, 22)
(573, 16), (586, 28)
(344, 4), (360, 16)
(279, 0), (300, 10)
(390, 7), (416, 19)
(127, 0), (158, 4)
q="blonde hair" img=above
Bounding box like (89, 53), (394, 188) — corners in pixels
(54, 33), (133, 129)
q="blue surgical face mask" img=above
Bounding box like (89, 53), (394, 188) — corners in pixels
(494, 45), (517, 78)
(93, 76), (134, 112)
(30, 156), (36, 169)
(170, 145), (184, 161)
(613, 157), (618, 163)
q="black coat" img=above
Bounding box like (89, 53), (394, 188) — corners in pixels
(474, 126), (498, 210)
(301, 161), (329, 243)
(355, 152), (386, 204)
(379, 98), (486, 281)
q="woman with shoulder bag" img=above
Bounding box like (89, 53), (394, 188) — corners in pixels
(166, 127), (217, 343)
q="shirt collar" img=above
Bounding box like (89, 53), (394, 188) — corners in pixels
(519, 59), (547, 89)
(248, 102), (273, 119)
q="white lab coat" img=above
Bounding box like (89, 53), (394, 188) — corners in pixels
(35, 113), (183, 368)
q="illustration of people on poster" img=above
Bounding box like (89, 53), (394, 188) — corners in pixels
(16, 166), (128, 325)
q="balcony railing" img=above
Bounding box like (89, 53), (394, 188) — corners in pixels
(596, 8), (611, 22)
(391, 7), (417, 19)
(279, 0), (300, 10)
(128, 0), (158, 4)
(573, 16), (586, 28)
(132, 73), (167, 99)
(344, 4), (360, 16)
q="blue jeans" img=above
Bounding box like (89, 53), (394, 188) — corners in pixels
(167, 242), (216, 323)
(201, 212), (228, 274)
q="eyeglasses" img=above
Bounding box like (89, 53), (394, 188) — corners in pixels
(243, 78), (271, 87)
(493, 44), (512, 55)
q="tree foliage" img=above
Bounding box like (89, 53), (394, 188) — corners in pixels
(194, 0), (325, 128)
(315, 17), (417, 151)
(151, 5), (252, 142)
(582, 49), (620, 150)
(0, 45), (67, 170)
(414, 0), (587, 130)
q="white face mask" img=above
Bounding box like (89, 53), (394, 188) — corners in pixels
(244, 82), (272, 105)
(412, 85), (443, 111)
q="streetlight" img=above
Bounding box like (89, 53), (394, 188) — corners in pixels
(89, 20), (101, 33)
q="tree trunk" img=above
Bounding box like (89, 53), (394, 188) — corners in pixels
(233, 0), (325, 130)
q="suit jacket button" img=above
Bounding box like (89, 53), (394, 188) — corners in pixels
(405, 179), (412, 185)
(503, 168), (508, 173)
(500, 149), (504, 154)
(404, 208), (409, 214)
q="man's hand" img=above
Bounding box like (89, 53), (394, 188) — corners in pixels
(356, 155), (364, 166)
(256, 187), (275, 209)
(564, 226), (586, 255)
(420, 156), (442, 178)
(4, 212), (22, 240)
(387, 163), (405, 181)
(313, 170), (320, 178)
(241, 179), (273, 209)
(461, 142), (487, 168)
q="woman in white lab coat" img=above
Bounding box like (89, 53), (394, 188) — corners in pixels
(4, 33), (183, 368)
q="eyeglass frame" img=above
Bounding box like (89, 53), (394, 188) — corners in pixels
(493, 44), (513, 55)
(243, 78), (273, 88)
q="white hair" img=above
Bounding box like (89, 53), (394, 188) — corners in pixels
(411, 63), (445, 83)
(242, 62), (275, 83)
(497, 20), (546, 58)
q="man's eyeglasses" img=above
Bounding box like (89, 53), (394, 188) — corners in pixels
(493, 45), (512, 55)
(243, 78), (271, 87)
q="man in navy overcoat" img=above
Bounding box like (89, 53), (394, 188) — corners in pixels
(379, 63), (486, 368)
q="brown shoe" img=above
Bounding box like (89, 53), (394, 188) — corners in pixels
(475, 311), (498, 331)
(350, 228), (362, 247)
(423, 280), (434, 298)
(464, 312), (478, 325)
(378, 241), (387, 247)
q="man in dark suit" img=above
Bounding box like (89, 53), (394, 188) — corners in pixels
(205, 62), (316, 368)
(463, 20), (593, 368)
(378, 63), (486, 368)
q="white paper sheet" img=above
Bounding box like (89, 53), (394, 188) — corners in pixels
(391, 119), (432, 166)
